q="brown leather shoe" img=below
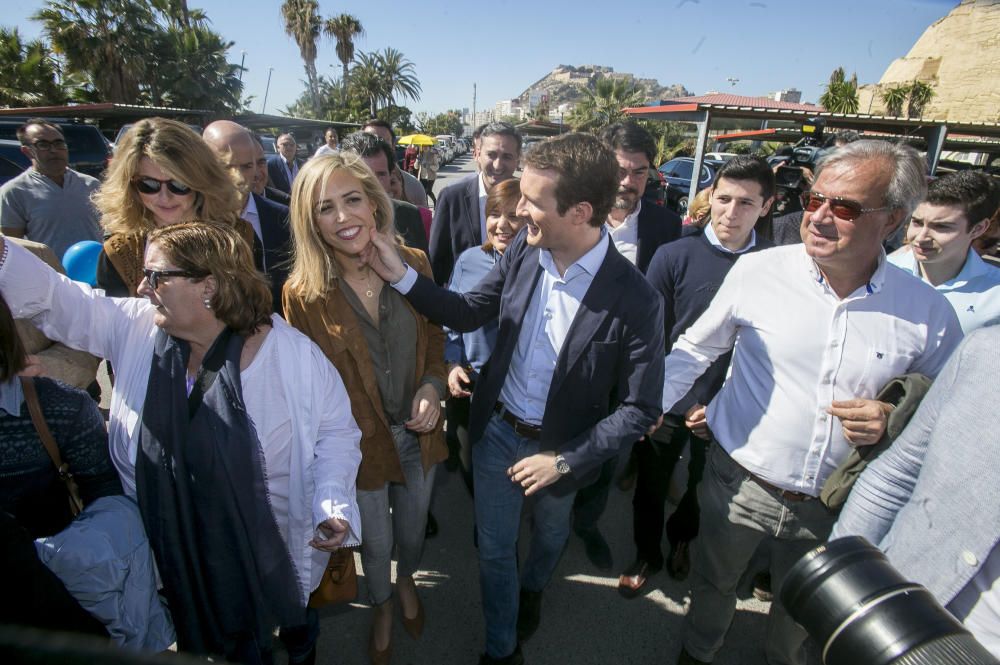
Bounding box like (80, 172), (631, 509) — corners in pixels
(617, 558), (662, 598)
(368, 626), (391, 665)
(677, 647), (712, 665)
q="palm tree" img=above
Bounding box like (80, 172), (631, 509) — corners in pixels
(571, 76), (645, 131)
(880, 84), (909, 117)
(350, 51), (386, 118)
(375, 47), (421, 125)
(324, 13), (364, 105)
(819, 67), (860, 114)
(907, 80), (935, 119)
(0, 27), (65, 107)
(33, 0), (155, 103)
(280, 0), (322, 115)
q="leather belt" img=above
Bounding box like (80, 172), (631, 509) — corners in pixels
(744, 467), (816, 502)
(494, 402), (541, 440)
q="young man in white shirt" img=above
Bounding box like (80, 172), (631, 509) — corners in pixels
(890, 170), (1000, 333)
(663, 141), (963, 665)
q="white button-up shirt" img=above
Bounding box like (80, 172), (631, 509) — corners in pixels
(606, 200), (641, 266)
(661, 244), (963, 495)
(889, 247), (1000, 334)
(704, 220), (757, 254)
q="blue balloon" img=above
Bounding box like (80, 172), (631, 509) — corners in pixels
(62, 240), (104, 286)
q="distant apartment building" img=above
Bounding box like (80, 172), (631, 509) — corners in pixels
(769, 88), (802, 103)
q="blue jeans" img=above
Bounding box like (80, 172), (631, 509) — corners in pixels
(473, 414), (577, 659)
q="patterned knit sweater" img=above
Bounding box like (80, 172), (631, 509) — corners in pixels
(0, 377), (122, 538)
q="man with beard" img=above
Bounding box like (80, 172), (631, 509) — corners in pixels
(571, 122), (682, 571)
(428, 122), (522, 285)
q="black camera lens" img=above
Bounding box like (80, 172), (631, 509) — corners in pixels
(781, 536), (998, 665)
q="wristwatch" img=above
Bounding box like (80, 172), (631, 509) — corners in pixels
(554, 455), (571, 475)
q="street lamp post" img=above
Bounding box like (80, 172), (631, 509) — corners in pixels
(261, 67), (274, 114)
(238, 50), (246, 83)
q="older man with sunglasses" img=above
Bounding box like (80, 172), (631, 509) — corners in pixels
(1, 118), (102, 261)
(661, 141), (964, 665)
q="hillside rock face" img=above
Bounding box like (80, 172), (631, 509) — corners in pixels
(516, 64), (690, 107)
(857, 0), (1000, 122)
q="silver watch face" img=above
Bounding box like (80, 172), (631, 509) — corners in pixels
(555, 456), (570, 475)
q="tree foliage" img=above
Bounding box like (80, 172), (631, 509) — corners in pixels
(0, 27), (66, 107)
(907, 80), (934, 118)
(880, 83), (909, 117)
(323, 13), (363, 105)
(569, 76), (645, 131)
(819, 67), (859, 114)
(28, 0), (244, 111)
(415, 110), (463, 137)
(280, 0), (322, 114)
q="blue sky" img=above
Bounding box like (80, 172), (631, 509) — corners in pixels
(7, 0), (957, 117)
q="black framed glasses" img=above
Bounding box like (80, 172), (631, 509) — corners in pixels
(142, 268), (206, 290)
(28, 139), (68, 152)
(132, 176), (194, 196)
(800, 191), (892, 222)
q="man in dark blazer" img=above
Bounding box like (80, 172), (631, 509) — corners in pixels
(340, 132), (428, 254)
(428, 121), (521, 285)
(571, 123), (683, 570)
(366, 133), (665, 665)
(267, 133), (304, 196)
(203, 121), (292, 316)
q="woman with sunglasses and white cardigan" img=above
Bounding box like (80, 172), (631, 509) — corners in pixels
(94, 118), (258, 297)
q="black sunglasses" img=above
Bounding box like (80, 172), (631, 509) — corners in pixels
(142, 268), (207, 290)
(132, 176), (194, 196)
(801, 191), (892, 222)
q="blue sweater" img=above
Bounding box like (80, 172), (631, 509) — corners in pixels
(646, 227), (774, 415)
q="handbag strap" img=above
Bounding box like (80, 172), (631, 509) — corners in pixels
(20, 376), (69, 477)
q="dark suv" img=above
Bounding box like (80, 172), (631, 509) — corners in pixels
(0, 120), (112, 179)
(657, 157), (724, 214)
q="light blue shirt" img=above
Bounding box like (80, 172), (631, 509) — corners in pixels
(0, 377), (23, 416)
(497, 232), (610, 424)
(889, 248), (1000, 334)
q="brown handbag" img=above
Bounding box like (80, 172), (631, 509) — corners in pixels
(307, 547), (358, 608)
(20, 376), (84, 516)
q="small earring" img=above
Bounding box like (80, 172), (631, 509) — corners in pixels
(203, 298), (212, 310)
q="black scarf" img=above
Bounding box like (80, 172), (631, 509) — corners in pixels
(136, 327), (304, 656)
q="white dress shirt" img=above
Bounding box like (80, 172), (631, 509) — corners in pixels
(0, 242), (363, 604)
(392, 231), (612, 425)
(889, 247), (1000, 334)
(242, 193), (262, 241)
(606, 200), (641, 266)
(661, 244), (963, 495)
(478, 173), (489, 244)
(703, 220), (757, 254)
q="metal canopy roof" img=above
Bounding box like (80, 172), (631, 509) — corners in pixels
(712, 128), (1000, 155)
(624, 94), (1000, 207)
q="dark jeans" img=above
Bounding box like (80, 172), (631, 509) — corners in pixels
(632, 415), (706, 566)
(445, 394), (474, 495)
(420, 178), (437, 204)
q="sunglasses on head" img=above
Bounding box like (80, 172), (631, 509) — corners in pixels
(800, 191), (892, 222)
(142, 268), (207, 290)
(132, 176), (193, 196)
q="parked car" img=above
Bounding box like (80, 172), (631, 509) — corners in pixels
(657, 157), (723, 213)
(0, 120), (112, 179)
(704, 152), (738, 162)
(258, 135), (277, 154)
(0, 155), (25, 187)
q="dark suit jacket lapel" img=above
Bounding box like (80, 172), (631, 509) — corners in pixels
(548, 248), (628, 398)
(464, 175), (482, 244)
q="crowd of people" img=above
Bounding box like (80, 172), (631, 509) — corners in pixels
(1, 114), (999, 665)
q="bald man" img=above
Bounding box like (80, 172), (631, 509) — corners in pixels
(203, 120), (291, 316)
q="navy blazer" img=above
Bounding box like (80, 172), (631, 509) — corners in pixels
(636, 200), (682, 274)
(428, 174), (480, 285)
(404, 229), (665, 494)
(266, 155), (303, 195)
(252, 192), (292, 316)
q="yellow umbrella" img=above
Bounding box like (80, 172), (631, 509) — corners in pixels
(397, 134), (437, 146)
